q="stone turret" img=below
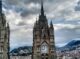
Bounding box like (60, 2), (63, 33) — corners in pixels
(0, 0), (10, 59)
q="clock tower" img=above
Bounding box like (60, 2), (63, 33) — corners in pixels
(32, 0), (57, 59)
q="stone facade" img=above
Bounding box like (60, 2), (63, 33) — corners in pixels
(32, 0), (57, 59)
(0, 0), (10, 59)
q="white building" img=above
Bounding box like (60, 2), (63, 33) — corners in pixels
(10, 55), (31, 59)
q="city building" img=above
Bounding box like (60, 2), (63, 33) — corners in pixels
(0, 0), (10, 59)
(10, 55), (31, 59)
(32, 0), (57, 59)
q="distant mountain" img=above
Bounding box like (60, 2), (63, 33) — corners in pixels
(10, 40), (80, 56)
(10, 46), (32, 56)
(58, 40), (80, 51)
(65, 40), (80, 47)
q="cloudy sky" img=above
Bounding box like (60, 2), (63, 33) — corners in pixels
(2, 0), (80, 49)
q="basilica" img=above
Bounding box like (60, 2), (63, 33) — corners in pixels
(32, 0), (57, 59)
(0, 0), (10, 59)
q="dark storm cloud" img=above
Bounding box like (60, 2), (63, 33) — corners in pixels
(75, 0), (80, 11)
(3, 0), (72, 17)
(20, 8), (39, 17)
(3, 0), (66, 5)
(23, 0), (41, 4)
(3, 0), (41, 17)
(3, 0), (76, 18)
(3, 0), (80, 48)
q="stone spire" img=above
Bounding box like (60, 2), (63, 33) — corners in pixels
(0, 0), (2, 13)
(7, 23), (10, 33)
(41, 0), (44, 15)
(50, 20), (53, 29)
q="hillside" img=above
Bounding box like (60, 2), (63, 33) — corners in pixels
(59, 40), (80, 51)
(10, 46), (32, 56)
(10, 40), (80, 55)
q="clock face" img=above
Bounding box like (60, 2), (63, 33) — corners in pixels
(41, 42), (48, 54)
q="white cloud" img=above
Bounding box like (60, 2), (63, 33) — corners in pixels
(54, 24), (80, 31)
(3, 0), (80, 48)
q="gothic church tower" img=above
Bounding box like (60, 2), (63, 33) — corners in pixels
(0, 0), (10, 59)
(32, 0), (57, 59)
